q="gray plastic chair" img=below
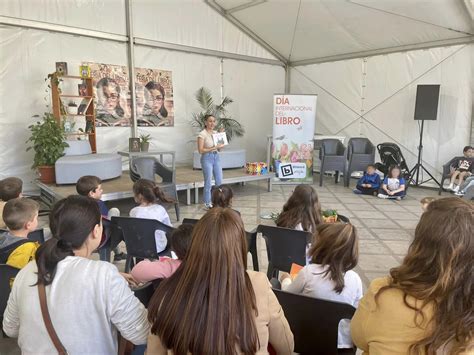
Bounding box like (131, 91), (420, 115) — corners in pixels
(319, 139), (347, 187)
(130, 157), (180, 221)
(345, 137), (375, 187)
(438, 156), (464, 195)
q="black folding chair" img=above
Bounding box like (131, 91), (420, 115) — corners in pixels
(27, 229), (45, 244)
(273, 289), (356, 355)
(181, 218), (199, 225)
(97, 218), (124, 262)
(1, 264), (20, 336)
(256, 224), (311, 279)
(111, 216), (175, 272)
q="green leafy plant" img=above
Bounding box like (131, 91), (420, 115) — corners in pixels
(322, 209), (338, 217)
(191, 87), (244, 142)
(26, 113), (69, 168)
(139, 133), (151, 143)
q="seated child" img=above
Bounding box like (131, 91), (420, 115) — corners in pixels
(131, 224), (193, 283)
(281, 223), (362, 350)
(0, 198), (39, 269)
(130, 179), (173, 253)
(420, 197), (436, 212)
(276, 185), (322, 232)
(0, 177), (23, 229)
(378, 165), (406, 200)
(448, 146), (473, 193)
(353, 164), (381, 196)
(454, 175), (474, 197)
(211, 185), (233, 208)
(76, 175), (125, 261)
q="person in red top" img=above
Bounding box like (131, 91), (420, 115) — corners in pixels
(130, 224), (193, 283)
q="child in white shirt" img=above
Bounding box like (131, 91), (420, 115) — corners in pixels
(130, 179), (173, 253)
(281, 222), (362, 350)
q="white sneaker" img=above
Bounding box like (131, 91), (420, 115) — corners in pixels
(447, 183), (454, 191)
(203, 203), (213, 210)
(453, 185), (460, 193)
(454, 191), (464, 196)
(395, 196), (402, 201)
(377, 193), (388, 199)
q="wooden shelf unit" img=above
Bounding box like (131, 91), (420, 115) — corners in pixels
(51, 74), (97, 153)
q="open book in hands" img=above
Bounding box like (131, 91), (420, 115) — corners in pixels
(212, 132), (229, 146)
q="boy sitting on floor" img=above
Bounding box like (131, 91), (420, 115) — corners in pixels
(448, 146), (473, 193)
(0, 177), (23, 229)
(353, 164), (381, 196)
(76, 175), (126, 261)
(0, 198), (39, 269)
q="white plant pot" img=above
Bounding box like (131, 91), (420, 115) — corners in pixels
(67, 106), (78, 115)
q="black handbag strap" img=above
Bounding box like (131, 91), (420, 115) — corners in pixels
(38, 283), (68, 355)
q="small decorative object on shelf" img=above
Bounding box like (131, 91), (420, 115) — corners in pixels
(246, 162), (268, 175)
(139, 134), (151, 152)
(55, 62), (68, 75)
(50, 68), (97, 153)
(78, 81), (87, 96)
(79, 64), (90, 78)
(129, 138), (141, 152)
(322, 209), (338, 223)
(67, 101), (78, 115)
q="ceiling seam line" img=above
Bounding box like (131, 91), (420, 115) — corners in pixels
(287, 0), (302, 62)
(347, 0), (474, 36)
(289, 36), (474, 66)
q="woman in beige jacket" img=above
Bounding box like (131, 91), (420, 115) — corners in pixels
(351, 197), (473, 355)
(146, 208), (294, 355)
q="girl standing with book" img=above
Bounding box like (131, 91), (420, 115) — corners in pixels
(197, 115), (225, 209)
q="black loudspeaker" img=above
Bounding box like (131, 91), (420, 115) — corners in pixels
(414, 84), (440, 121)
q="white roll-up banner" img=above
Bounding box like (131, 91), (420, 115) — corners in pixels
(272, 94), (317, 183)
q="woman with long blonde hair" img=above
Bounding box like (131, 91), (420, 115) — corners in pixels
(147, 208), (294, 354)
(351, 197), (473, 354)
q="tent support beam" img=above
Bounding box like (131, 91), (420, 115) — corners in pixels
(226, 0), (267, 14)
(290, 36), (474, 66)
(0, 15), (283, 67)
(284, 65), (291, 93)
(204, 0), (288, 65)
(125, 0), (138, 138)
(134, 38), (283, 66)
(0, 15), (128, 42)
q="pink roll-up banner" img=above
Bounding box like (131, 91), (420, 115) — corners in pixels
(272, 94), (317, 183)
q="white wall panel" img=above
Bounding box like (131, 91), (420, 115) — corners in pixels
(132, 0), (276, 60)
(290, 44), (473, 178)
(0, 0), (126, 35)
(222, 59), (285, 162)
(0, 27), (129, 191)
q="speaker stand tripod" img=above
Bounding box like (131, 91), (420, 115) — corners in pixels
(409, 119), (441, 188)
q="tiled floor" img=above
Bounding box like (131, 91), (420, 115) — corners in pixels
(176, 176), (444, 290)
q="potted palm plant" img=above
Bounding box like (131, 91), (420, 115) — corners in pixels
(26, 113), (68, 184)
(190, 87), (244, 142)
(140, 133), (151, 152)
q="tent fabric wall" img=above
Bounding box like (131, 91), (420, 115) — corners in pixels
(0, 28), (283, 192)
(290, 44), (474, 178)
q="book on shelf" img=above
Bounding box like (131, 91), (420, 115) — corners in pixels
(78, 81), (87, 96)
(212, 132), (228, 146)
(55, 62), (68, 75)
(78, 97), (93, 115)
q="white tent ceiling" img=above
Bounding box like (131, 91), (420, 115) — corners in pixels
(210, 0), (474, 64)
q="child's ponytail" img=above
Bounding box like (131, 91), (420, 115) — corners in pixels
(133, 178), (173, 204)
(153, 186), (173, 204)
(211, 185), (233, 208)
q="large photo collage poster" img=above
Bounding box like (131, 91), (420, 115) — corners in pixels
(85, 62), (174, 127)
